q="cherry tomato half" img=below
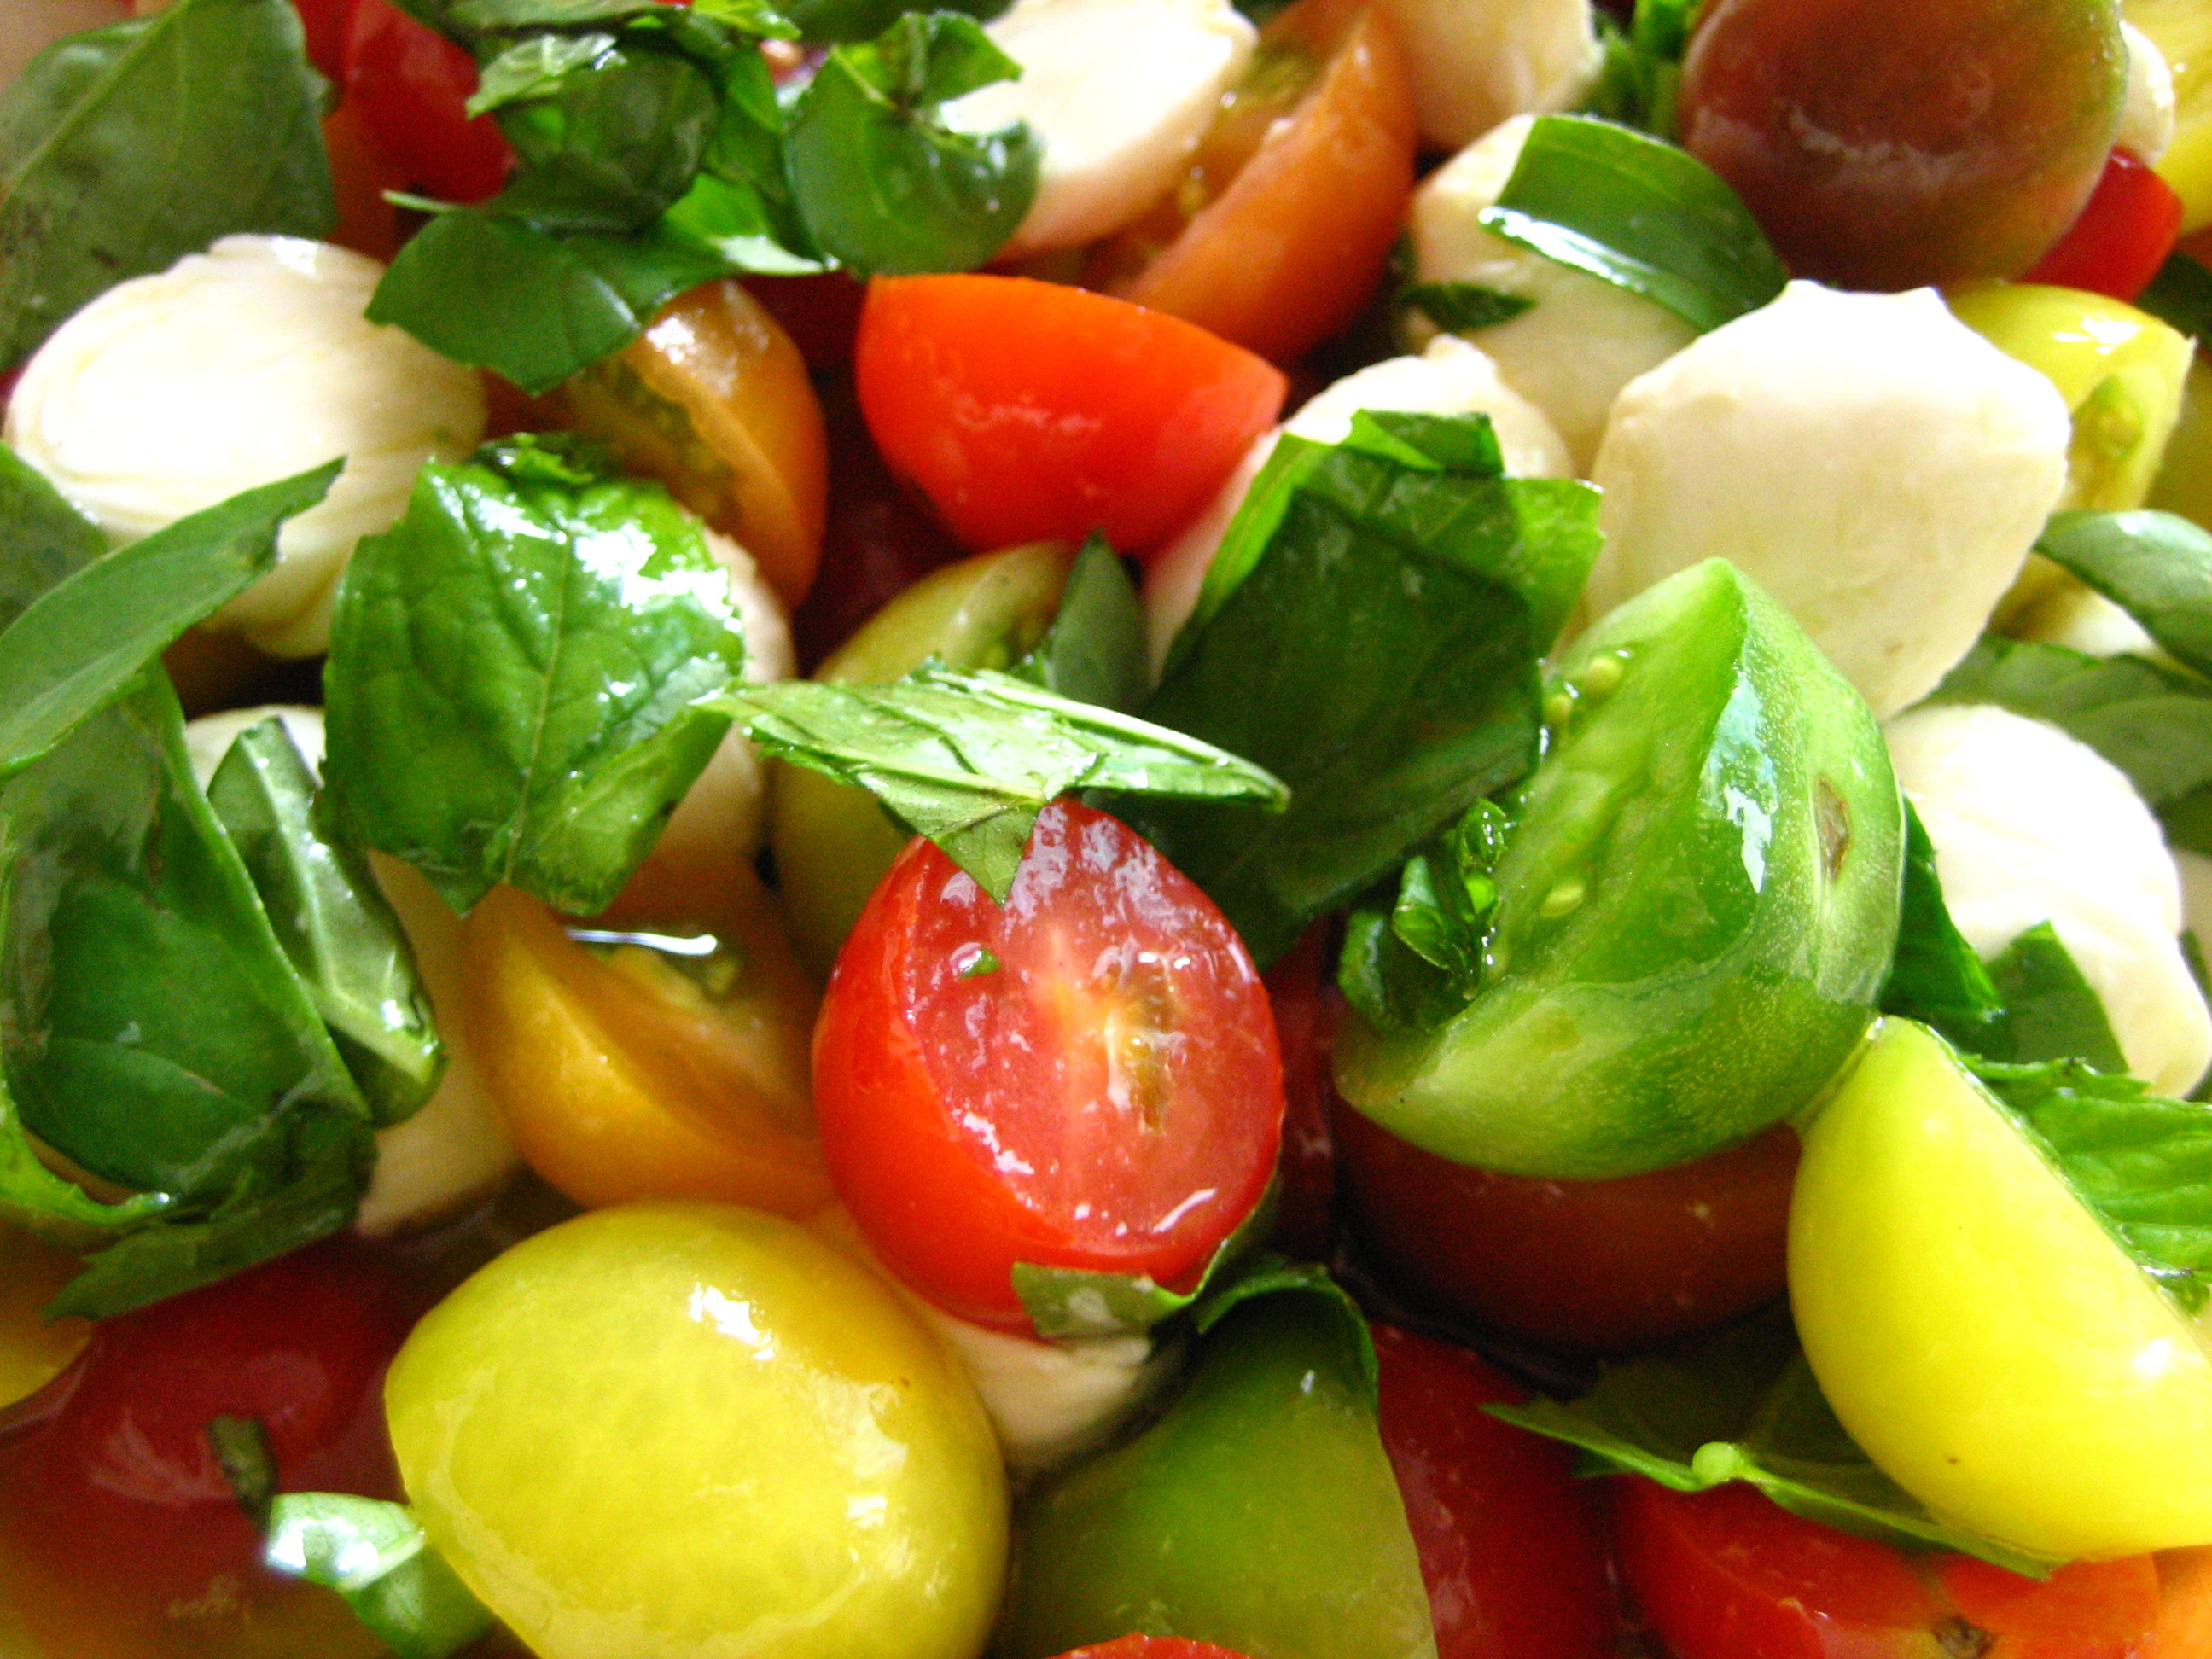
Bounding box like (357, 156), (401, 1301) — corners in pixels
(289, 0), (359, 84)
(345, 0), (514, 205)
(2023, 149), (2186, 304)
(1372, 1325), (1616, 1659)
(1261, 923), (1343, 1262)
(1049, 1641), (1253, 1659)
(854, 275), (1288, 556)
(813, 800), (1286, 1330)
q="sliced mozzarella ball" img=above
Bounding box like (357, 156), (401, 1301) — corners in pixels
(1887, 703), (2212, 1097)
(2122, 20), (2179, 166)
(1, 0), (128, 93)
(182, 707), (521, 1235)
(806, 1203), (1176, 1477)
(1587, 281), (2072, 719)
(1377, 0), (1599, 152)
(1142, 334), (1572, 672)
(7, 236), (486, 659)
(1406, 115), (1698, 472)
(943, 0), (1254, 258)
(2178, 849), (2212, 963)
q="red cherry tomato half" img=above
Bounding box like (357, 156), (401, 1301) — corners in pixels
(1371, 1325), (1616, 1659)
(345, 0), (515, 204)
(1049, 1641), (1254, 1659)
(1335, 1104), (1798, 1356)
(854, 275), (1289, 556)
(813, 800), (1287, 1330)
(2022, 149), (2185, 304)
(1260, 922), (1342, 1261)
(290, 0), (360, 84)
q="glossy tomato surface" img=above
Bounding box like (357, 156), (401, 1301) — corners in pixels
(1047, 1642), (1253, 1659)
(813, 800), (1285, 1329)
(2023, 149), (2186, 302)
(1371, 1325), (1615, 1659)
(854, 276), (1287, 555)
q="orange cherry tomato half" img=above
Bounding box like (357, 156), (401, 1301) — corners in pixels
(1096, 0), (1417, 365)
(854, 275), (1289, 556)
(2023, 148), (2186, 304)
(1334, 1104), (1798, 1356)
(1371, 1325), (1617, 1659)
(812, 800), (1286, 1330)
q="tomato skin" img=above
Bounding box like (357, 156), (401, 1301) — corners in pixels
(1049, 1642), (1253, 1659)
(1371, 1326), (1616, 1659)
(2023, 150), (2186, 304)
(291, 0), (360, 84)
(1261, 923), (1342, 1261)
(1336, 1104), (1798, 1356)
(344, 0), (515, 205)
(1938, 1557), (2162, 1659)
(854, 275), (1289, 555)
(813, 800), (1286, 1330)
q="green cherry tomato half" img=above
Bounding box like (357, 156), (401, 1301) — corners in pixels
(1335, 558), (1903, 1179)
(1002, 1293), (1435, 1659)
(1791, 1018), (2212, 1559)
(383, 1202), (1009, 1659)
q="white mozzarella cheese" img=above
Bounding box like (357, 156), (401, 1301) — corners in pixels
(8, 236), (486, 658)
(2122, 20), (2179, 164)
(1587, 281), (2072, 719)
(1887, 703), (2212, 1097)
(944, 0), (1255, 258)
(1377, 0), (1599, 152)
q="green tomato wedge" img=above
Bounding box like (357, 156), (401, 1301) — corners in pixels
(1334, 558), (1902, 1178)
(1792, 1018), (2212, 1559)
(1000, 1290), (1435, 1659)
(383, 1202), (1007, 1659)
(769, 541), (1072, 975)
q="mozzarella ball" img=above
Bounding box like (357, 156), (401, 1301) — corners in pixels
(2121, 21), (2178, 165)
(944, 0), (1254, 258)
(1407, 115), (1698, 471)
(1887, 703), (2212, 1097)
(7, 236), (486, 658)
(2008, 579), (2160, 658)
(1142, 333), (1573, 672)
(1587, 282), (2072, 718)
(1377, 0), (1599, 152)
(181, 705), (522, 1234)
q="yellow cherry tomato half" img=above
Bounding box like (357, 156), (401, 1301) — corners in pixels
(0, 1222), (88, 1410)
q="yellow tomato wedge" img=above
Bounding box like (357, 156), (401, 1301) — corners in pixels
(2128, 0), (2212, 232)
(0, 1223), (88, 1409)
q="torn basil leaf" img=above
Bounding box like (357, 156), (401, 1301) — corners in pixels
(1014, 1181), (1278, 1340)
(208, 719), (445, 1126)
(1130, 409), (1600, 967)
(785, 0), (1010, 43)
(0, 462), (342, 781)
(265, 1494), (497, 1659)
(1400, 281), (1534, 336)
(1009, 534), (1148, 714)
(0, 447), (108, 623)
(784, 10), (1039, 274)
(324, 436), (749, 917)
(1578, 0), (1698, 137)
(210, 1415), (278, 1525)
(1190, 1254), (1378, 1412)
(1879, 799), (2004, 1048)
(719, 662), (1289, 904)
(1489, 1307), (2062, 1578)
(0, 0), (335, 371)
(2136, 248), (2212, 341)
(2034, 509), (2212, 680)
(1337, 799), (1511, 1035)
(1982, 923), (2127, 1074)
(1478, 114), (1788, 335)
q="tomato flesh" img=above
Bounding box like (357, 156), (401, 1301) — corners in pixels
(1048, 1641), (1254, 1659)
(2023, 149), (2186, 304)
(854, 275), (1288, 555)
(1371, 1325), (1616, 1659)
(813, 800), (1286, 1330)
(345, 0), (515, 205)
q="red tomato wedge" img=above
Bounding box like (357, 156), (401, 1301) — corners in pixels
(812, 800), (1286, 1330)
(345, 0), (515, 205)
(1939, 1556), (2162, 1659)
(1049, 1641), (1253, 1659)
(854, 276), (1288, 556)
(2023, 148), (2185, 303)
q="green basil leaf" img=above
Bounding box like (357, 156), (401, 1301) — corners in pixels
(209, 1415), (278, 1525)
(0, 446), (108, 626)
(208, 719), (445, 1126)
(0, 0), (335, 371)
(1389, 798), (1509, 987)
(1578, 0), (1697, 137)
(783, 0), (1009, 43)
(785, 11), (1039, 274)
(2135, 249), (2212, 341)
(1400, 281), (1535, 335)
(1189, 1254), (1378, 1412)
(1477, 114), (1787, 335)
(1008, 534), (1148, 714)
(1130, 411), (1600, 966)
(1879, 799), (2003, 1049)
(1970, 1056), (2212, 1316)
(1489, 1307), (2063, 1578)
(468, 31), (620, 114)
(720, 663), (1289, 904)
(324, 438), (749, 917)
(2034, 509), (2212, 680)
(1982, 922), (2128, 1073)
(265, 1494), (497, 1659)
(1013, 1182), (1278, 1339)
(0, 462), (341, 783)
(1336, 891), (1473, 1035)
(489, 44), (720, 232)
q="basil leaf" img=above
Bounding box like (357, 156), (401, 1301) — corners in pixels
(784, 0), (1010, 43)
(1400, 281), (1534, 335)
(0, 0), (334, 370)
(1336, 893), (1474, 1035)
(490, 43), (720, 233)
(785, 11), (1039, 274)
(1009, 535), (1148, 714)
(1489, 1308), (2063, 1578)
(2136, 249), (2212, 341)
(265, 1494), (496, 1659)
(1477, 114), (1787, 335)
(324, 438), (749, 917)
(1131, 410), (1600, 966)
(1578, 0), (1697, 137)
(0, 447), (108, 626)
(209, 1415), (277, 1525)
(2034, 509), (2212, 679)
(208, 719), (445, 1126)
(1879, 800), (2003, 1049)
(1389, 798), (1509, 988)
(1013, 1181), (1277, 1339)
(0, 461), (341, 782)
(720, 663), (1289, 903)
(1973, 1056), (2212, 1317)
(1982, 923), (2127, 1073)
(468, 30), (621, 115)
(1190, 1254), (1378, 1412)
